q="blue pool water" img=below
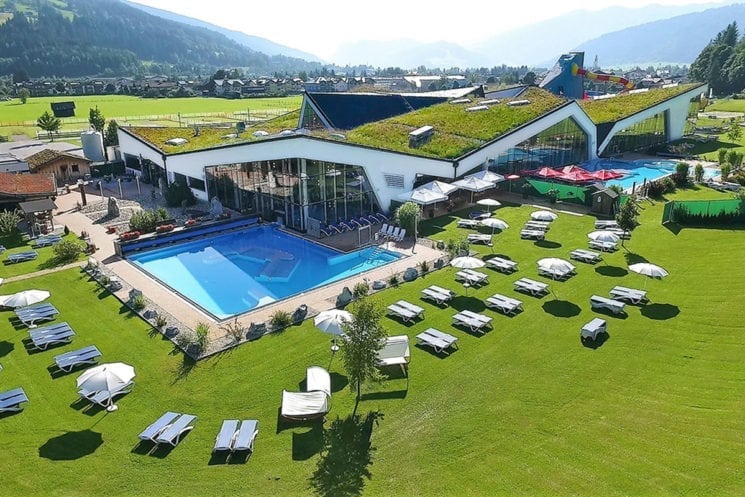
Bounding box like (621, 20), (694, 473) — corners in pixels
(581, 159), (681, 191)
(129, 226), (400, 319)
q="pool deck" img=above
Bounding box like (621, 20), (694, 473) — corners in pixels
(53, 190), (446, 350)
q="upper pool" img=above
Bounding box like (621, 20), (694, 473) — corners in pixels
(128, 225), (400, 319)
(582, 158), (679, 191)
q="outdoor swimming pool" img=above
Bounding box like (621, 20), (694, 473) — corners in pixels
(582, 158), (694, 191)
(129, 226), (400, 319)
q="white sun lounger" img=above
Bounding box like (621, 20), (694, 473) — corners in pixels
(590, 295), (626, 315)
(395, 300), (424, 318)
(455, 269), (488, 286)
(594, 220), (619, 230)
(538, 266), (573, 281)
(513, 278), (549, 296)
(232, 419), (259, 452)
(84, 381), (135, 408)
(415, 328), (459, 353)
(32, 235), (62, 248)
(457, 219), (480, 229)
(609, 286), (648, 304)
(281, 366), (331, 421)
(467, 233), (492, 245)
(139, 411), (181, 443)
(155, 413), (198, 446)
(452, 310), (492, 333)
(524, 221), (550, 231)
(485, 257), (518, 273)
(421, 287), (452, 306)
(570, 249), (602, 264)
(485, 293), (524, 315)
(581, 318), (607, 341)
(387, 303), (418, 323)
(15, 304), (59, 327)
(588, 240), (618, 252)
(54, 345), (102, 372)
(0, 387), (29, 413)
(520, 229), (545, 240)
(429, 285), (456, 299)
(214, 420), (240, 452)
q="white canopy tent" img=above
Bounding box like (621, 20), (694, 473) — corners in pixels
(396, 188), (448, 206)
(452, 176), (495, 202)
(418, 180), (459, 196)
(465, 170), (505, 184)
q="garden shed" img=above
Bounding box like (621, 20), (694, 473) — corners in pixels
(590, 188), (619, 216)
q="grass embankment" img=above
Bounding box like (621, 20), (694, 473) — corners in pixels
(0, 187), (744, 496)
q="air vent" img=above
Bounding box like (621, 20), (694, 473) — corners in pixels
(481, 99), (500, 105)
(165, 138), (188, 146)
(465, 105), (489, 112)
(383, 173), (405, 189)
(253, 130), (269, 137)
(507, 99), (530, 106)
(329, 133), (347, 140)
(409, 125), (434, 148)
(450, 98), (471, 104)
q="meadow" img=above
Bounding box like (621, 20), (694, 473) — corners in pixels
(0, 185), (744, 496)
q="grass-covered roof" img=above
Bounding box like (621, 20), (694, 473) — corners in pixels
(340, 87), (566, 159)
(580, 83), (703, 124)
(123, 110), (301, 154)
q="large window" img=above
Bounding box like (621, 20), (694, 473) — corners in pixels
(488, 117), (589, 175)
(605, 111), (666, 154)
(205, 158), (381, 232)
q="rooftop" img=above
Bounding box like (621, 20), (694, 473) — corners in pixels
(25, 149), (89, 171)
(0, 172), (55, 196)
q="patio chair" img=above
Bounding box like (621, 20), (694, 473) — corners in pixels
(155, 413), (198, 446)
(139, 411), (181, 443)
(590, 295), (626, 315)
(581, 318), (607, 341)
(281, 366), (331, 421)
(394, 228), (406, 241)
(54, 345), (102, 372)
(386, 303), (419, 323)
(214, 420), (240, 452)
(415, 328), (458, 354)
(377, 223), (389, 238)
(388, 227), (401, 241)
(7, 251), (39, 264)
(0, 387), (29, 413)
(232, 419), (259, 452)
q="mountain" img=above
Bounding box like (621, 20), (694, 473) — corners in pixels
(573, 3), (745, 66)
(122, 0), (322, 63)
(0, 0), (322, 77)
(332, 39), (485, 69)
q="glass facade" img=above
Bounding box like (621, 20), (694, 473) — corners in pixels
(684, 96), (701, 136)
(605, 111), (667, 155)
(205, 159), (381, 231)
(486, 117), (589, 175)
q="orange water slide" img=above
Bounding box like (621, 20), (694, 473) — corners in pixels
(571, 64), (634, 90)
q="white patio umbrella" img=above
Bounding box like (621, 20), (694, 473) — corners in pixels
(537, 257), (576, 273)
(314, 309), (353, 352)
(419, 180), (459, 196)
(480, 218), (509, 234)
(397, 188), (447, 206)
(476, 198), (502, 213)
(531, 210), (558, 222)
(466, 170), (506, 184)
(452, 176), (495, 203)
(588, 230), (620, 243)
(76, 362), (135, 411)
(450, 256), (486, 269)
(0, 289), (50, 308)
(629, 263), (669, 288)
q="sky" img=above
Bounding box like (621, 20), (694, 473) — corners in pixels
(128, 0), (733, 60)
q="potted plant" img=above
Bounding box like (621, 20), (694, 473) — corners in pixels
(106, 225), (116, 234)
(547, 189), (559, 204)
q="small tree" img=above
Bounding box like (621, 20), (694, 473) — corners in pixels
(718, 148), (728, 165)
(18, 88), (30, 104)
(727, 150), (739, 168)
(394, 201), (419, 236)
(104, 119), (119, 146)
(727, 122), (742, 143)
(694, 163), (705, 183)
(88, 106), (105, 133)
(36, 111), (61, 141)
(615, 197), (639, 247)
(340, 298), (387, 411)
(721, 163), (732, 181)
(674, 162), (689, 186)
(0, 209), (21, 234)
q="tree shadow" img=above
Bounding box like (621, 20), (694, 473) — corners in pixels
(581, 333), (609, 349)
(310, 411), (382, 497)
(594, 266), (628, 277)
(641, 303), (680, 320)
(0, 340), (13, 358)
(292, 424), (324, 461)
(542, 299), (581, 318)
(535, 240), (562, 249)
(39, 430), (103, 460)
(171, 354), (196, 384)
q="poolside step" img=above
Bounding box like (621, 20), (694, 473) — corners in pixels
(257, 258), (299, 282)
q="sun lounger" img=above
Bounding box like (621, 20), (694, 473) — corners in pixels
(394, 228), (406, 241)
(581, 318), (607, 341)
(155, 413), (198, 446)
(386, 303), (419, 323)
(485, 293), (524, 315)
(377, 223), (389, 237)
(590, 295), (626, 315)
(32, 235), (62, 248)
(29, 322), (75, 350)
(377, 335), (410, 374)
(415, 328), (459, 353)
(609, 286), (648, 304)
(395, 300), (425, 318)
(524, 221), (550, 231)
(520, 229), (545, 240)
(84, 381), (134, 408)
(513, 277), (549, 296)
(54, 345), (102, 372)
(467, 233), (492, 245)
(570, 249), (602, 264)
(214, 420), (240, 452)
(372, 212), (389, 223)
(281, 366), (331, 420)
(15, 304), (59, 328)
(0, 387), (29, 413)
(429, 285), (456, 299)
(421, 287), (452, 306)
(457, 219), (480, 229)
(485, 256), (518, 273)
(232, 419), (259, 452)
(594, 220), (618, 230)
(603, 227), (631, 240)
(7, 250), (38, 263)
(538, 266), (572, 280)
(452, 310), (492, 333)
(469, 210), (490, 220)
(588, 240), (618, 252)
(458, 268), (489, 285)
(139, 411), (181, 443)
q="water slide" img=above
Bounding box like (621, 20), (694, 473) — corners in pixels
(572, 64), (634, 90)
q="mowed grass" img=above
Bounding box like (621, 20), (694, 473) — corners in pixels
(1, 188), (745, 496)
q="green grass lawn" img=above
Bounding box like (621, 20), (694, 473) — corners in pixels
(1, 189), (744, 496)
(0, 233), (87, 278)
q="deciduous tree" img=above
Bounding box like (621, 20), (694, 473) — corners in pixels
(36, 111), (61, 141)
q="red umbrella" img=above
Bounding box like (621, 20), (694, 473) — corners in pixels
(590, 169), (623, 181)
(560, 170), (595, 182)
(532, 167), (563, 179)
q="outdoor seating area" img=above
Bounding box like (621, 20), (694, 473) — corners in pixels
(213, 419), (259, 454)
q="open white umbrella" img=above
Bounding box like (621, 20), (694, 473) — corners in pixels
(314, 309), (353, 352)
(531, 210), (558, 222)
(419, 180), (458, 196)
(450, 256), (485, 269)
(480, 218), (509, 234)
(537, 257), (575, 272)
(466, 170), (506, 184)
(588, 230), (620, 243)
(629, 263), (668, 288)
(0, 289), (50, 308)
(477, 198), (502, 212)
(77, 362), (135, 411)
(397, 188), (447, 206)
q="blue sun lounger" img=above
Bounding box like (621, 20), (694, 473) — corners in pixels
(15, 304), (59, 327)
(29, 323), (75, 350)
(32, 235), (62, 248)
(7, 251), (38, 264)
(54, 345), (102, 372)
(0, 387), (29, 413)
(139, 411), (181, 443)
(155, 413), (198, 446)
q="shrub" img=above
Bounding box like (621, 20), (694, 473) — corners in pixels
(270, 310), (293, 330)
(353, 281), (370, 299)
(155, 314), (168, 328)
(446, 237), (470, 258)
(718, 148), (728, 165)
(674, 162), (689, 186)
(646, 180), (667, 198)
(0, 209), (21, 234)
(129, 209), (167, 233)
(388, 272), (399, 287)
(419, 259), (430, 273)
(194, 322), (211, 351)
(131, 293), (147, 311)
(721, 163), (732, 180)
(694, 164), (705, 183)
(395, 201), (420, 235)
(63, 225), (70, 235)
(175, 330), (194, 350)
(99, 275), (110, 286)
(164, 181), (197, 208)
(53, 239), (84, 262)
(219, 318), (245, 344)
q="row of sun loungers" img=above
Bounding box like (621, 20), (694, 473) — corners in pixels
(0, 387), (29, 413)
(376, 224), (406, 242)
(7, 250), (38, 264)
(213, 419), (259, 453)
(387, 300), (425, 322)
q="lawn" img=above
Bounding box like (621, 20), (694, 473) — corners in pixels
(1, 188), (744, 496)
(0, 233), (87, 278)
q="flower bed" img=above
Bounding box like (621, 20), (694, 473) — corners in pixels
(120, 230), (141, 241)
(155, 224), (175, 233)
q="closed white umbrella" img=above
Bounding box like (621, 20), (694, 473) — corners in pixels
(480, 218), (509, 233)
(588, 230), (620, 243)
(531, 210), (558, 222)
(629, 262), (668, 288)
(1, 289), (50, 308)
(77, 363), (135, 411)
